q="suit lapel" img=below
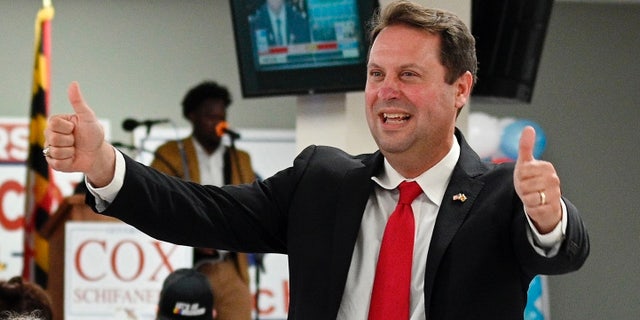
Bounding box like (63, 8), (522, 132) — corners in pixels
(317, 132), (487, 317)
(327, 152), (382, 317)
(422, 130), (488, 316)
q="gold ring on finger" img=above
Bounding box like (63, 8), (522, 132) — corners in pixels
(538, 190), (546, 206)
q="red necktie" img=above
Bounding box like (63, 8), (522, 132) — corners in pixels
(368, 181), (422, 320)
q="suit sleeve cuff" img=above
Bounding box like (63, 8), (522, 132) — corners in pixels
(525, 199), (568, 257)
(85, 147), (126, 212)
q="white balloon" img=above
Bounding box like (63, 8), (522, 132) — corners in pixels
(498, 117), (517, 131)
(468, 112), (501, 159)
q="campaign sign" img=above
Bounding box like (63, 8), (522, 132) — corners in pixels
(64, 222), (193, 319)
(250, 254), (290, 319)
(0, 117), (105, 280)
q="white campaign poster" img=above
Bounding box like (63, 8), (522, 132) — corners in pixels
(0, 118), (100, 280)
(64, 222), (193, 319)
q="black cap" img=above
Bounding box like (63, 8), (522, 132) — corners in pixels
(157, 269), (214, 320)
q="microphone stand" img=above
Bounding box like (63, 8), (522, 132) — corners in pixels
(229, 130), (237, 149)
(225, 130), (262, 319)
(138, 125), (153, 161)
(227, 129), (248, 183)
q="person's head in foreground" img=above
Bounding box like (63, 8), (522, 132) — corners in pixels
(156, 268), (215, 320)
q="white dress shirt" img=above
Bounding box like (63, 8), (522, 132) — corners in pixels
(191, 137), (224, 187)
(335, 136), (566, 320)
(336, 136), (460, 319)
(267, 5), (287, 45)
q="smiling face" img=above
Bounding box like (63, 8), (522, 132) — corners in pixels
(365, 24), (472, 177)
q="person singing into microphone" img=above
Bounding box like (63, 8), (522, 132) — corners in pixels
(150, 80), (256, 320)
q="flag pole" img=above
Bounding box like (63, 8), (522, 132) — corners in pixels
(23, 0), (60, 288)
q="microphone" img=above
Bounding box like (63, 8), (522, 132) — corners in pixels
(122, 118), (170, 132)
(215, 121), (241, 140)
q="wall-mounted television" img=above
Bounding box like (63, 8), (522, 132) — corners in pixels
(229, 0), (379, 98)
(471, 0), (554, 103)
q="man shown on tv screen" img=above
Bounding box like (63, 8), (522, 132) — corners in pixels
(249, 0), (310, 47)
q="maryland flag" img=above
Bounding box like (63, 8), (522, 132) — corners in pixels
(23, 2), (62, 288)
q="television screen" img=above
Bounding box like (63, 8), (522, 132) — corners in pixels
(471, 0), (554, 103)
(230, 0), (379, 98)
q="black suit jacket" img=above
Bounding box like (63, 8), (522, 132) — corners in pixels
(90, 130), (589, 319)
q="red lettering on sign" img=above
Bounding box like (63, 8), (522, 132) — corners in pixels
(255, 288), (275, 314)
(0, 123), (28, 163)
(74, 237), (185, 283)
(111, 240), (144, 282)
(253, 280), (290, 315)
(0, 180), (24, 230)
(149, 241), (177, 281)
(282, 279), (290, 312)
(75, 239), (107, 281)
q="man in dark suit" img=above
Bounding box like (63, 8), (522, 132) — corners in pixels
(249, 0), (310, 46)
(44, 1), (589, 319)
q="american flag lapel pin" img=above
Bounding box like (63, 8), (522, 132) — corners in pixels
(453, 193), (467, 202)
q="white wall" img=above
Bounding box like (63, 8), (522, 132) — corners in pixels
(0, 1), (298, 148)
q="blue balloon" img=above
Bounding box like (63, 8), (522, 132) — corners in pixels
(525, 276), (546, 320)
(499, 120), (547, 160)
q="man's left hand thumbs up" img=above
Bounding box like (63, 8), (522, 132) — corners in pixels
(514, 126), (562, 234)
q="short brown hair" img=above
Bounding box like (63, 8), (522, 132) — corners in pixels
(368, 0), (478, 87)
(0, 276), (52, 320)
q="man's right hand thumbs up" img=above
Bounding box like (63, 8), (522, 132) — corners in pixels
(44, 81), (116, 187)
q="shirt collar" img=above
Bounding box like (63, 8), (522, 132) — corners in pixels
(372, 135), (460, 206)
(191, 136), (224, 160)
(268, 6), (286, 22)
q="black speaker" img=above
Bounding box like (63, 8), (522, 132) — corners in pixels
(471, 0), (554, 103)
